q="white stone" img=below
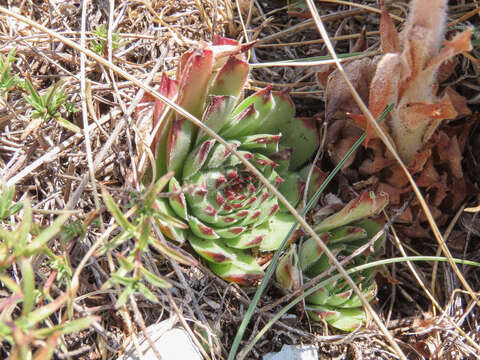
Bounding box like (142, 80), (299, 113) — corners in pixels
(263, 344), (318, 360)
(120, 321), (203, 360)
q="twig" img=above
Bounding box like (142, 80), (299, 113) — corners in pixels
(305, 0), (480, 345)
(129, 296), (163, 360)
(255, 9), (369, 45)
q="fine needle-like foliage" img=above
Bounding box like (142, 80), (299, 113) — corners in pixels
(0, 48), (20, 99)
(134, 35), (320, 284)
(100, 173), (197, 308)
(0, 187), (97, 359)
(90, 24), (126, 57)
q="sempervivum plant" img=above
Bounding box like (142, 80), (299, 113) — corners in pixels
(135, 36), (319, 284)
(276, 191), (388, 331)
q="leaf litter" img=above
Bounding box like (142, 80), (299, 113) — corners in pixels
(0, 0), (480, 359)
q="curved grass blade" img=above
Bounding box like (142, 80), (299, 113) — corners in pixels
(228, 104), (393, 360)
(238, 256), (480, 359)
(302, 1), (477, 357)
(0, 10), (400, 358)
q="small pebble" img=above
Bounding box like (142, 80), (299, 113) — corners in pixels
(263, 344), (318, 360)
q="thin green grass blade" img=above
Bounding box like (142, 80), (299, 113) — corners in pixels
(23, 79), (42, 107)
(33, 316), (99, 338)
(54, 117), (82, 133)
(102, 188), (135, 232)
(21, 258), (35, 316)
(228, 104), (394, 360)
(0, 185), (14, 218)
(44, 81), (63, 111)
(25, 214), (69, 256)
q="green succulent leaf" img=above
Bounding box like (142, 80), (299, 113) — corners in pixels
(299, 226), (367, 273)
(307, 305), (366, 332)
(195, 96), (237, 145)
(299, 165), (327, 204)
(221, 87), (274, 138)
(284, 117), (321, 170)
(135, 36), (320, 284)
(166, 49), (214, 174)
(277, 172), (304, 210)
(210, 56), (249, 97)
(276, 245), (301, 292)
(189, 235), (237, 263)
(314, 191), (388, 233)
(277, 192), (388, 331)
(258, 212), (297, 251)
(208, 252), (263, 285)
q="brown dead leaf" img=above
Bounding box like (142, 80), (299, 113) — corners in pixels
(386, 164), (409, 188)
(445, 135), (463, 179)
(376, 182), (407, 205)
(325, 119), (367, 174)
(396, 207), (413, 224)
(328, 135), (361, 170)
(359, 139), (395, 175)
(317, 28), (368, 90)
(435, 132), (463, 179)
(418, 203), (444, 224)
(415, 160), (439, 187)
(408, 150), (431, 175)
(443, 86), (472, 119)
(448, 177), (468, 211)
(424, 29), (472, 77)
(446, 230), (467, 252)
(325, 118), (346, 144)
(399, 96), (457, 131)
(351, 27), (367, 53)
(318, 0), (473, 242)
(437, 58), (458, 83)
(324, 57), (379, 122)
(380, 0), (400, 53)
(316, 64), (335, 90)
(445, 113), (477, 151)
(428, 172), (448, 207)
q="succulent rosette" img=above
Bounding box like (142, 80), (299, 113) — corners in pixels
(276, 191), (388, 331)
(135, 36), (319, 284)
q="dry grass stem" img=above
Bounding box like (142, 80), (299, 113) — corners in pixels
(1, 1), (478, 358)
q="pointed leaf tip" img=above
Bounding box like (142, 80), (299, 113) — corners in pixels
(211, 56), (249, 97)
(213, 35), (239, 46)
(276, 245), (301, 292)
(314, 191), (389, 233)
(380, 1), (400, 53)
